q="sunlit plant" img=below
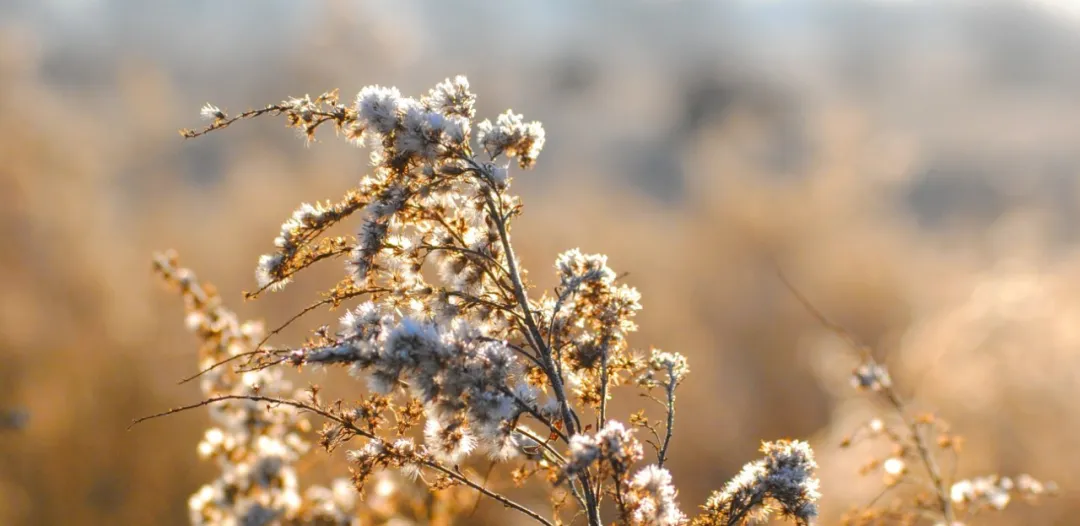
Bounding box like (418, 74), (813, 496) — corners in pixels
(141, 75), (1052, 526)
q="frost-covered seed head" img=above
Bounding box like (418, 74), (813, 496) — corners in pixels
(355, 85), (403, 135)
(627, 465), (686, 526)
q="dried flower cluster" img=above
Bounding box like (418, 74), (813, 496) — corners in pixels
(949, 474), (1055, 513)
(151, 253), (473, 525)
(694, 440), (821, 526)
(151, 253), (356, 525)
(143, 75), (1052, 526)
(836, 379), (1056, 526)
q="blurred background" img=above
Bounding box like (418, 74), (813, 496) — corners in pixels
(2, 0), (1080, 523)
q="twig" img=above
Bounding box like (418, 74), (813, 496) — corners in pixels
(657, 374), (677, 469)
(775, 266), (956, 524)
(132, 394), (556, 526)
(473, 162), (601, 526)
(177, 297), (332, 385)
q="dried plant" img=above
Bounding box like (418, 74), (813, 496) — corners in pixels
(772, 274), (1055, 525)
(150, 252), (472, 525)
(139, 75), (1053, 525)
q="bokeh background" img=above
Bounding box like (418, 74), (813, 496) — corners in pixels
(3, 0), (1080, 524)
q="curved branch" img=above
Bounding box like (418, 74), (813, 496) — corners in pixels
(132, 394), (555, 526)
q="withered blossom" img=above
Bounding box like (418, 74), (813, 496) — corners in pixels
(149, 76), (850, 526)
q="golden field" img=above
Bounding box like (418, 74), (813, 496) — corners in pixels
(1, 1), (1078, 524)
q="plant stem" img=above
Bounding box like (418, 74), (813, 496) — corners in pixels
(481, 187), (602, 526)
(775, 268), (955, 523)
(882, 387), (956, 524)
(658, 377), (676, 468)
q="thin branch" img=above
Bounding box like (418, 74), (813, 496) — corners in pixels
(512, 426), (590, 511)
(132, 394), (556, 526)
(129, 394), (348, 431)
(657, 375), (677, 469)
(256, 297), (335, 350)
(181, 102), (348, 139)
(445, 290), (524, 322)
(177, 348), (291, 385)
(244, 242), (353, 299)
(773, 266), (872, 362)
(432, 464), (555, 526)
(466, 461), (500, 520)
(419, 210), (515, 296)
(612, 475), (632, 524)
(482, 190), (575, 432)
(546, 286), (576, 355)
(499, 385), (568, 444)
(598, 337), (612, 428)
(472, 161), (601, 526)
(178, 297), (333, 385)
(420, 243), (511, 280)
(775, 266), (956, 524)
